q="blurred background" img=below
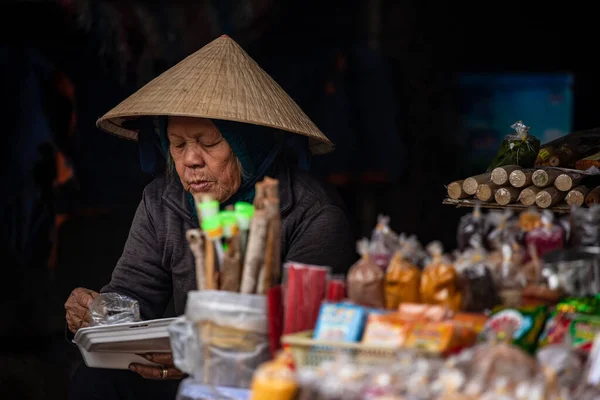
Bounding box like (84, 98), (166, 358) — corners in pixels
(0, 0), (598, 398)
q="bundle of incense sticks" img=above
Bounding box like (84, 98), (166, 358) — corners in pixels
(185, 177), (281, 294)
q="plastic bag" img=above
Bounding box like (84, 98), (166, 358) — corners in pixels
(369, 215), (397, 270)
(168, 317), (201, 376)
(347, 239), (385, 308)
(487, 120), (541, 172)
(184, 290), (270, 389)
(89, 293), (141, 326)
(420, 242), (462, 312)
(525, 210), (565, 260)
(570, 204), (600, 247)
(385, 240), (421, 309)
(487, 209), (518, 251)
(455, 237), (499, 312)
(456, 203), (489, 251)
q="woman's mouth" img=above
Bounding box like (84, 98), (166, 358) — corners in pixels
(188, 181), (213, 192)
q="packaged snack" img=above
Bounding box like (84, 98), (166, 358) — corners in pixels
(250, 351), (298, 400)
(537, 142), (582, 168)
(456, 203), (489, 251)
(487, 210), (517, 251)
(397, 303), (453, 322)
(538, 311), (600, 352)
(455, 237), (500, 312)
(385, 248), (421, 310)
(420, 242), (463, 312)
(576, 150), (600, 171)
(404, 321), (477, 355)
(487, 120), (540, 172)
(361, 313), (413, 347)
(524, 211), (565, 259)
(347, 239), (385, 308)
(452, 313), (489, 334)
(556, 295), (600, 315)
(480, 305), (548, 353)
(536, 344), (586, 393)
(570, 204), (600, 247)
(313, 302), (368, 342)
(518, 208), (542, 232)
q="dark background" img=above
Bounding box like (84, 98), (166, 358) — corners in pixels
(1, 1), (598, 398)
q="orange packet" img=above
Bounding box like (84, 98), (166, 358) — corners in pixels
(397, 303), (453, 322)
(452, 312), (489, 334)
(404, 321), (477, 355)
(385, 251), (421, 309)
(361, 313), (413, 347)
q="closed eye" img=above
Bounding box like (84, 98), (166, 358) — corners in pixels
(201, 137), (224, 148)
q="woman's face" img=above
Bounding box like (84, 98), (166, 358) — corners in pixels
(167, 116), (241, 203)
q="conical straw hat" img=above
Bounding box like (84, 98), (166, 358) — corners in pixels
(97, 35), (333, 155)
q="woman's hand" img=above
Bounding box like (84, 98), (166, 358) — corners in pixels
(130, 353), (185, 380)
(65, 287), (99, 333)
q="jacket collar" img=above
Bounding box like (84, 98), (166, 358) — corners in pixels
(162, 158), (293, 224)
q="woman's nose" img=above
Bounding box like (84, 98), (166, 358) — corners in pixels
(183, 144), (206, 168)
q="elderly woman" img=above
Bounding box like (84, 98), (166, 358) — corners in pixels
(66, 36), (356, 399)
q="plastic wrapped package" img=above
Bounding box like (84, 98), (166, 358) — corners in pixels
(487, 210), (519, 251)
(518, 208), (542, 233)
(385, 245), (421, 309)
(89, 293), (141, 326)
(182, 290), (270, 389)
(347, 239), (385, 308)
(456, 203), (490, 251)
(168, 317), (201, 376)
(570, 204), (600, 247)
(525, 211), (565, 260)
(398, 233), (428, 267)
(461, 340), (539, 397)
(536, 344), (586, 392)
(318, 355), (369, 400)
(541, 248), (600, 297)
(420, 242), (462, 312)
(486, 120), (541, 172)
(495, 244), (526, 307)
(454, 237), (500, 312)
(370, 215), (398, 270)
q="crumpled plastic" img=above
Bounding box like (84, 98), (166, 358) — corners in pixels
(89, 293), (141, 326)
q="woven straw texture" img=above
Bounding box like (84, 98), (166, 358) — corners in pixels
(97, 35), (333, 155)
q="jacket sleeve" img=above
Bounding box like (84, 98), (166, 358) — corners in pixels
(284, 205), (358, 276)
(101, 193), (172, 320)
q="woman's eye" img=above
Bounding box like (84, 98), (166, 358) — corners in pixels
(201, 137), (224, 148)
(174, 143), (185, 149)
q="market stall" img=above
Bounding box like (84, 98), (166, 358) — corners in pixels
(239, 121), (600, 399)
(73, 119), (600, 399)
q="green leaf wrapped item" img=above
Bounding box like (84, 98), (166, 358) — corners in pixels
(487, 121), (541, 172)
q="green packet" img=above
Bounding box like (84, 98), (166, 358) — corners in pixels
(479, 305), (548, 353)
(486, 121), (541, 172)
(555, 295), (600, 315)
(538, 310), (600, 352)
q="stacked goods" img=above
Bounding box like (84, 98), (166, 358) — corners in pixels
(446, 122), (600, 211)
(187, 177), (281, 294)
(258, 210), (600, 400)
(446, 166), (600, 209)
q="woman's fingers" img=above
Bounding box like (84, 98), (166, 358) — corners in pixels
(129, 364), (184, 380)
(136, 352), (173, 365)
(64, 288), (99, 333)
